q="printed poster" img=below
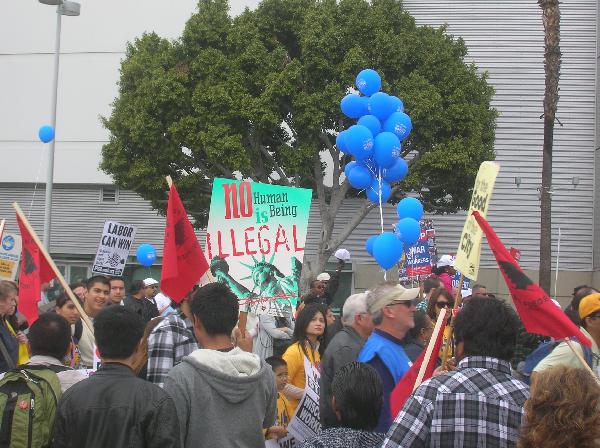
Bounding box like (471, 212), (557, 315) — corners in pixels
(398, 220), (437, 286)
(206, 179), (312, 316)
(287, 356), (321, 443)
(91, 221), (137, 276)
(0, 233), (22, 281)
(454, 161), (500, 280)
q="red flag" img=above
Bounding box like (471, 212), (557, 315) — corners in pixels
(161, 183), (209, 303)
(390, 317), (447, 417)
(472, 211), (591, 347)
(16, 214), (55, 324)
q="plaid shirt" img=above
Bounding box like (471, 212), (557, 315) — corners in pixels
(146, 313), (197, 387)
(383, 356), (529, 448)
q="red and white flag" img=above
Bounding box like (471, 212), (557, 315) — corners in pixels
(472, 211), (591, 346)
(16, 214), (55, 324)
(161, 182), (209, 303)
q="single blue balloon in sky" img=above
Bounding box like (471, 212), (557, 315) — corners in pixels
(397, 197), (424, 221)
(368, 92), (394, 121)
(340, 94), (368, 119)
(38, 125), (55, 143)
(373, 232), (403, 270)
(395, 218), (421, 246)
(357, 115), (382, 137)
(355, 69), (382, 96)
(347, 164), (372, 189)
(382, 158), (408, 183)
(366, 178), (392, 204)
(372, 132), (401, 169)
(345, 125), (374, 160)
(365, 234), (378, 256)
(136, 243), (157, 267)
(384, 111), (412, 141)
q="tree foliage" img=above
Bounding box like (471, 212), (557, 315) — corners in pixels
(102, 0), (496, 274)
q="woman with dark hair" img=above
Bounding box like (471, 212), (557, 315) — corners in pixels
(282, 304), (326, 412)
(426, 288), (453, 322)
(300, 362), (384, 448)
(55, 292), (83, 368)
(518, 365), (600, 448)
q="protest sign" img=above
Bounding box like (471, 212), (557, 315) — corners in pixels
(287, 357), (321, 443)
(266, 435), (298, 448)
(92, 221), (137, 276)
(398, 220), (437, 286)
(0, 233), (22, 281)
(206, 179), (312, 316)
(454, 161), (500, 280)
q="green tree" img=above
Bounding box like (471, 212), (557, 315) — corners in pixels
(101, 0), (496, 286)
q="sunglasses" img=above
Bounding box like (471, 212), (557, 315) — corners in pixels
(436, 301), (454, 309)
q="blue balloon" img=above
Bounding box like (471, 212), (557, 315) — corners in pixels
(347, 164), (372, 189)
(136, 243), (157, 267)
(336, 131), (350, 154)
(356, 157), (377, 173)
(357, 115), (382, 137)
(345, 125), (374, 160)
(366, 178), (391, 204)
(382, 158), (408, 183)
(395, 218), (421, 246)
(340, 94), (368, 119)
(368, 92), (394, 121)
(389, 96), (404, 113)
(344, 161), (357, 178)
(397, 197), (424, 221)
(365, 235), (378, 256)
(373, 132), (401, 169)
(373, 232), (403, 270)
(38, 125), (55, 143)
(356, 69), (382, 96)
(383, 111), (412, 141)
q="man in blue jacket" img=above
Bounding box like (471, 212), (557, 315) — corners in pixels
(358, 282), (419, 433)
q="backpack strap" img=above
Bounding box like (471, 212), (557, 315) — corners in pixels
(24, 364), (72, 374)
(0, 335), (16, 370)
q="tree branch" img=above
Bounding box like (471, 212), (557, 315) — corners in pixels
(259, 145), (292, 186)
(327, 200), (375, 252)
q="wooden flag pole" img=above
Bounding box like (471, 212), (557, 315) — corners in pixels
(0, 219), (5, 242)
(441, 273), (464, 368)
(12, 202), (94, 336)
(414, 307), (448, 391)
(565, 339), (598, 379)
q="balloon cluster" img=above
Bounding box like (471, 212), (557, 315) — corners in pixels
(337, 69), (423, 270)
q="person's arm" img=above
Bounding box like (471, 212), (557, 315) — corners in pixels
(262, 315), (292, 339)
(146, 326), (174, 388)
(146, 395), (181, 448)
(283, 346), (304, 399)
(163, 373), (190, 446)
(382, 392), (433, 448)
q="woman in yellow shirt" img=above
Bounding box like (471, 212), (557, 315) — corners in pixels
(282, 304), (326, 413)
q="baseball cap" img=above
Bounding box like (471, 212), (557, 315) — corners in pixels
(578, 293), (600, 319)
(437, 254), (455, 268)
(316, 273), (331, 281)
(143, 278), (159, 287)
(368, 284), (420, 314)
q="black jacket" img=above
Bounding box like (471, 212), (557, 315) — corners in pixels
(122, 295), (159, 324)
(54, 363), (180, 448)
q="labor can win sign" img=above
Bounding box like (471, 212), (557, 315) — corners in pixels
(206, 178), (312, 316)
(0, 233), (22, 281)
(92, 221), (137, 276)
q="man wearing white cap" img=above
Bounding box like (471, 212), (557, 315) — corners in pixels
(316, 258), (346, 305)
(358, 282), (419, 433)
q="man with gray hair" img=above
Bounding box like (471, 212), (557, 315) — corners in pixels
(357, 282), (419, 433)
(320, 292), (375, 428)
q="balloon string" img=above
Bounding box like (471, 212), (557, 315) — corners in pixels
(377, 169), (386, 281)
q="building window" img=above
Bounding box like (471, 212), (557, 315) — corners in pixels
(100, 186), (119, 204)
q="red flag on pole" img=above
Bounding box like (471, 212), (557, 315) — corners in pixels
(161, 182), (209, 303)
(16, 214), (55, 324)
(472, 211), (591, 347)
(389, 316), (447, 417)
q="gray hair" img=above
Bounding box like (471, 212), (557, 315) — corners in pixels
(342, 293), (369, 325)
(0, 280), (17, 302)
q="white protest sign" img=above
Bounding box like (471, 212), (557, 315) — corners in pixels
(0, 233), (22, 281)
(265, 435), (298, 448)
(92, 221), (137, 276)
(287, 356), (321, 443)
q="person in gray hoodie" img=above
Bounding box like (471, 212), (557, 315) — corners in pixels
(164, 282), (277, 448)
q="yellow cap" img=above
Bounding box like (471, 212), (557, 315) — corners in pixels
(578, 293), (600, 319)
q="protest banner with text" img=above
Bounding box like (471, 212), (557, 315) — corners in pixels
(206, 179), (312, 316)
(287, 357), (321, 443)
(92, 221), (137, 276)
(0, 233), (22, 281)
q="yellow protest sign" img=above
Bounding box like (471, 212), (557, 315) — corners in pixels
(454, 161), (500, 280)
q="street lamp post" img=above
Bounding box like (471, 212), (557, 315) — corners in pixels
(39, 0), (80, 250)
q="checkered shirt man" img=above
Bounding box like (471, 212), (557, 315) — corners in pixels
(147, 313), (197, 387)
(383, 356), (529, 448)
